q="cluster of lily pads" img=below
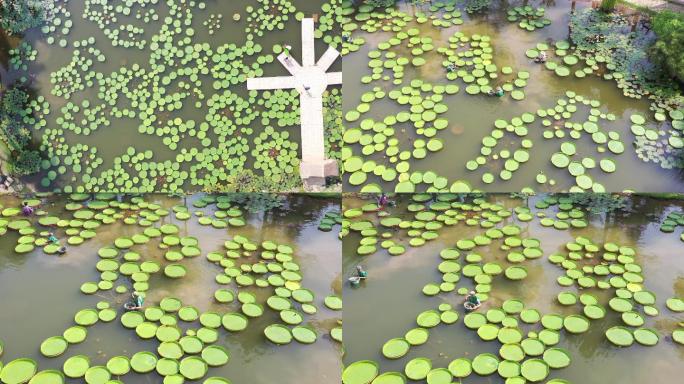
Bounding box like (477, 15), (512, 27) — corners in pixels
(318, 210), (342, 232)
(629, 111), (684, 169)
(49, 38), (105, 99)
(528, 24), (683, 169)
(82, 0), (156, 49)
(9, 42), (37, 71)
(16, 0), (342, 191)
(0, 193), (342, 384)
(440, 32), (530, 100)
(506, 6), (551, 32)
(463, 0), (491, 14)
(251, 128), (300, 183)
(659, 210), (684, 242)
(42, 0), (73, 47)
(467, 90), (624, 192)
(342, 193), (684, 384)
(340, 3), (559, 193)
(204, 13), (223, 35)
(569, 9), (683, 119)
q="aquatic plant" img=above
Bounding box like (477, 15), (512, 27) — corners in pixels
(342, 2), (536, 192)
(251, 128), (300, 183)
(8, 42), (38, 71)
(0, 85), (44, 176)
(318, 210), (342, 232)
(467, 90), (627, 192)
(463, 0), (491, 14)
(506, 6), (551, 31)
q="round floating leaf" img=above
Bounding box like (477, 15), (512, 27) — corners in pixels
(342, 360), (379, 384)
(130, 351), (157, 373)
(371, 372), (405, 384)
(633, 328), (659, 346)
(0, 358), (37, 384)
(605, 326), (634, 347)
(563, 315), (589, 334)
(324, 295), (343, 310)
(448, 358), (471, 378)
(264, 324), (292, 345)
(416, 310), (441, 328)
(179, 356), (207, 380)
(292, 326), (317, 344)
(471, 353), (498, 375)
(26, 369), (64, 384)
(201, 345), (230, 366)
(382, 338), (410, 359)
(520, 359), (549, 381)
(106, 356), (130, 376)
(63, 355), (90, 378)
(405, 328), (429, 345)
(543, 348), (571, 368)
(40, 336), (68, 357)
(405, 358), (432, 380)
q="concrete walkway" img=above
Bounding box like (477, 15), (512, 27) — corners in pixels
(247, 18), (342, 186)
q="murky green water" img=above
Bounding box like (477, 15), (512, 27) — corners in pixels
(342, 1), (684, 192)
(1, 0), (341, 191)
(0, 193), (341, 383)
(342, 193), (684, 383)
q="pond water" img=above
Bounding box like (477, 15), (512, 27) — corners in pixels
(0, 0), (342, 192)
(342, 193), (684, 383)
(0, 193), (342, 383)
(342, 1), (684, 193)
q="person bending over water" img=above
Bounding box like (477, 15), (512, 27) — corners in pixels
(488, 86), (504, 97)
(534, 51), (547, 64)
(129, 292), (144, 310)
(464, 291), (481, 311)
(21, 202), (34, 216)
(377, 193), (389, 210)
(47, 232), (59, 244)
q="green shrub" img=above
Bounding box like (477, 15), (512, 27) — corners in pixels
(652, 10), (684, 84)
(0, 0), (47, 35)
(10, 150), (41, 176)
(599, 0), (617, 12)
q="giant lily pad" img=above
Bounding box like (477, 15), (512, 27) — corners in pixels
(342, 360), (379, 384)
(0, 358), (37, 384)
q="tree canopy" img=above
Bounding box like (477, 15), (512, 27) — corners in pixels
(0, 0), (47, 35)
(652, 10), (684, 85)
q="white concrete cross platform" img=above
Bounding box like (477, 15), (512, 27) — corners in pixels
(247, 18), (342, 185)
